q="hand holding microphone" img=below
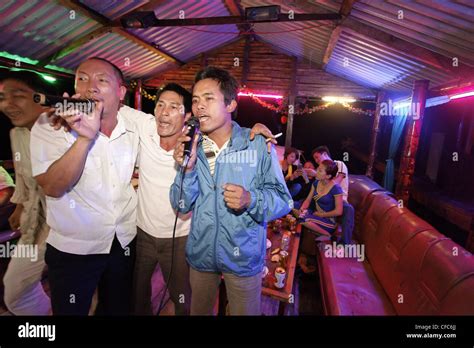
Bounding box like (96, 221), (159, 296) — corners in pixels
(37, 92), (103, 140)
(33, 93), (95, 111)
(34, 92), (97, 133)
(173, 116), (200, 172)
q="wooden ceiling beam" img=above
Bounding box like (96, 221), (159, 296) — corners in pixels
(322, 0), (355, 69)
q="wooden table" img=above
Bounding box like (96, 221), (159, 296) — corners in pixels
(262, 222), (301, 315)
(217, 220), (301, 316)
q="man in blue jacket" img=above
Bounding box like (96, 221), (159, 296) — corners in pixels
(170, 66), (292, 315)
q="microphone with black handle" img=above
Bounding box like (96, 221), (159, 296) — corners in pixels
(33, 93), (95, 114)
(182, 116), (200, 164)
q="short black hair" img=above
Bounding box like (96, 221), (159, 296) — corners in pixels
(312, 145), (331, 158)
(284, 147), (299, 160)
(194, 66), (239, 106)
(0, 69), (58, 96)
(156, 83), (192, 114)
(81, 57), (125, 85)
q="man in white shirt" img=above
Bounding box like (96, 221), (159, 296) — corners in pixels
(311, 146), (354, 244)
(0, 70), (52, 315)
(30, 58), (140, 315)
(131, 83), (193, 315)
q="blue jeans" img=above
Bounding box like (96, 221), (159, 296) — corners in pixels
(288, 183), (302, 198)
(341, 201), (355, 244)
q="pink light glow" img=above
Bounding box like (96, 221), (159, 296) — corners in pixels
(449, 91), (474, 100)
(238, 92), (283, 99)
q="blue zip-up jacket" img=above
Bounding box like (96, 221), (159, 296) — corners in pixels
(170, 122), (292, 277)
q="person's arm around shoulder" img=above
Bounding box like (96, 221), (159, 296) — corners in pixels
(118, 105), (154, 138)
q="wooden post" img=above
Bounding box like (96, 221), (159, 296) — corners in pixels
(285, 57), (298, 149)
(134, 80), (142, 111)
(395, 80), (429, 205)
(241, 36), (251, 85)
(366, 91), (385, 178)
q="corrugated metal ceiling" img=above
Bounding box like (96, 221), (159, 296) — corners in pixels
(80, 0), (240, 62)
(240, 0), (337, 64)
(52, 31), (172, 80)
(315, 0), (474, 64)
(0, 0), (100, 60)
(325, 28), (453, 92)
(127, 0), (239, 62)
(78, 0), (148, 21)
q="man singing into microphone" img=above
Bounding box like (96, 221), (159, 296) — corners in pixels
(30, 57), (140, 315)
(171, 66), (292, 315)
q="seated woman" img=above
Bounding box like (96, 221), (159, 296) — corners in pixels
(298, 160), (343, 273)
(280, 147), (301, 198)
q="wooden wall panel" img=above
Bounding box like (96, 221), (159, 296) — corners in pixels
(146, 38), (375, 100)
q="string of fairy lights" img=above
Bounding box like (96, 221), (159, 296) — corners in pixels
(128, 81), (375, 118)
(129, 80), (158, 102)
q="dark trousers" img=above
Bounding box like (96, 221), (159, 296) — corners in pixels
(341, 201), (355, 244)
(45, 235), (136, 315)
(132, 227), (191, 315)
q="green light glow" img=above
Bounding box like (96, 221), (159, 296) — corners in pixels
(0, 51), (39, 65)
(45, 64), (74, 74)
(42, 75), (56, 82)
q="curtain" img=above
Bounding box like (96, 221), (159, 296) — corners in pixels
(383, 109), (408, 192)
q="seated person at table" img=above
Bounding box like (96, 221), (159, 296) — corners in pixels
(298, 160), (343, 273)
(292, 161), (316, 205)
(280, 147), (301, 198)
(310, 146), (348, 201)
(311, 145), (353, 244)
(300, 159), (343, 236)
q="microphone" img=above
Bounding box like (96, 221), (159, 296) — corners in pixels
(33, 93), (95, 113)
(183, 116), (200, 160)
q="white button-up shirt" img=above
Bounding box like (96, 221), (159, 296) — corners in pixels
(30, 107), (140, 255)
(133, 114), (191, 239)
